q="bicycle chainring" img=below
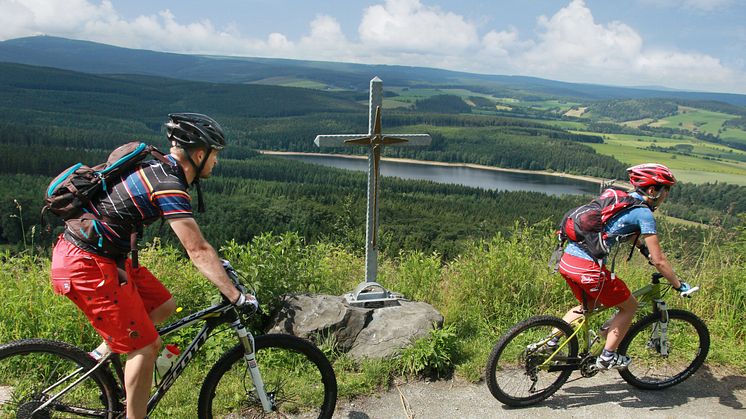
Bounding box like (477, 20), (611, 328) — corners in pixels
(580, 355), (600, 378)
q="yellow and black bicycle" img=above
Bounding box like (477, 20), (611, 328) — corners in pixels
(486, 271), (709, 407)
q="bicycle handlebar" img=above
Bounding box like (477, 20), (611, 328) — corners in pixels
(679, 286), (700, 298)
(651, 272), (700, 297)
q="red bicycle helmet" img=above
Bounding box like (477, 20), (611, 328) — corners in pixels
(627, 163), (676, 188)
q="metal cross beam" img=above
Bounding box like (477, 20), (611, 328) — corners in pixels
(314, 76), (431, 307)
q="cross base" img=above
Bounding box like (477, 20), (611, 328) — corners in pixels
(343, 281), (406, 308)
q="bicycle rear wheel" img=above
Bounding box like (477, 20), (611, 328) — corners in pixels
(198, 334), (337, 419)
(618, 309), (710, 390)
(486, 315), (578, 407)
(0, 338), (119, 418)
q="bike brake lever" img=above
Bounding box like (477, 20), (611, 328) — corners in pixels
(680, 286), (700, 298)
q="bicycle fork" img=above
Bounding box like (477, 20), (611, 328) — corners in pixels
(230, 319), (274, 413)
(649, 300), (670, 356)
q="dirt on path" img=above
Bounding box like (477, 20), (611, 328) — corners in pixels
(333, 366), (746, 419)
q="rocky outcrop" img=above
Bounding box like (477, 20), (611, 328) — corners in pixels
(267, 294), (443, 360)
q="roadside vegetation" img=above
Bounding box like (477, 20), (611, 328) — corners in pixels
(0, 218), (743, 416)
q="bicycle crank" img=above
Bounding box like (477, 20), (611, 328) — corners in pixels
(580, 356), (600, 378)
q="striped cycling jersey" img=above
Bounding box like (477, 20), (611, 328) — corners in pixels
(64, 155), (192, 257)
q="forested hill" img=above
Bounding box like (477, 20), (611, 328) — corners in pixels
(0, 60), (744, 253)
(0, 62), (626, 179)
(2, 35), (746, 106)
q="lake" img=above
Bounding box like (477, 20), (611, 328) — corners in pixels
(278, 154), (600, 196)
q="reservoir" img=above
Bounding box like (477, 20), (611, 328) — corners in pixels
(277, 154), (600, 196)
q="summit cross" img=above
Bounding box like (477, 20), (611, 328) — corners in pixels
(314, 76), (431, 306)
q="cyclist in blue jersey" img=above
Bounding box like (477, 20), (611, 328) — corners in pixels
(556, 163), (691, 370)
(51, 113), (257, 419)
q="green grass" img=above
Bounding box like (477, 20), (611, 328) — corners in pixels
(584, 132), (746, 185)
(250, 76), (343, 91)
(720, 126), (746, 147)
(652, 106), (739, 135)
(1, 223), (744, 414)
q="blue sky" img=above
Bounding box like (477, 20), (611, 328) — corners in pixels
(1, 0), (744, 93)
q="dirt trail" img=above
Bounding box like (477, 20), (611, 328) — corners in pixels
(334, 366), (746, 419)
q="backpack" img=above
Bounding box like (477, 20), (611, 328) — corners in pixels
(44, 142), (169, 220)
(43, 142), (170, 263)
(553, 188), (649, 262)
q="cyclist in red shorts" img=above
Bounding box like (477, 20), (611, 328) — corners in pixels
(557, 163), (691, 370)
(50, 113), (257, 419)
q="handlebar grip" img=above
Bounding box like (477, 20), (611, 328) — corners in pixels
(680, 286), (699, 298)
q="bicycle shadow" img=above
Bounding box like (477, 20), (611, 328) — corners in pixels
(538, 366), (746, 412)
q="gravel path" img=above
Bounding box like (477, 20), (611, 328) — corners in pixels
(334, 366), (746, 419)
(3, 366), (743, 418)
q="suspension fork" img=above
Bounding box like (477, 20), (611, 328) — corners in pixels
(651, 299), (670, 356)
(230, 317), (274, 412)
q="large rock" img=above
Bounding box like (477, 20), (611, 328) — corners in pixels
(266, 294), (443, 360)
(267, 294), (371, 351)
(348, 301), (443, 360)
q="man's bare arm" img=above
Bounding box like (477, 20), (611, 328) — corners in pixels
(168, 217), (241, 303)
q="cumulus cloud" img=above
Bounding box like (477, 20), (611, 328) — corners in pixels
(359, 0), (478, 52)
(0, 0), (743, 93)
(508, 0), (740, 92)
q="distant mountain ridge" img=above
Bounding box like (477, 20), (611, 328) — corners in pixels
(1, 35), (746, 106)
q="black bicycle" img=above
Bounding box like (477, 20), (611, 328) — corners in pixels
(0, 260), (337, 418)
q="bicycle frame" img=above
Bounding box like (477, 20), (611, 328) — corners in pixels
(31, 299), (273, 418)
(538, 272), (672, 370)
(147, 300), (271, 415)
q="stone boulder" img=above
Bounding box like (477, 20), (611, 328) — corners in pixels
(266, 294), (443, 360)
(348, 301), (443, 360)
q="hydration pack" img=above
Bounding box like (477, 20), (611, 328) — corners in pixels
(554, 188), (649, 261)
(44, 142), (168, 221)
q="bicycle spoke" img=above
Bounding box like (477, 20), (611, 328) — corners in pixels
(620, 310), (709, 389)
(0, 344), (113, 418)
(486, 316), (578, 407)
(203, 337), (335, 419)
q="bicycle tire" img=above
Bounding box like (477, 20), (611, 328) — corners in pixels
(197, 334), (337, 419)
(618, 309), (709, 390)
(486, 315), (578, 407)
(0, 338), (120, 419)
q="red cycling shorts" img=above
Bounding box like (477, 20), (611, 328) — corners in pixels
(50, 237), (172, 354)
(558, 253), (631, 308)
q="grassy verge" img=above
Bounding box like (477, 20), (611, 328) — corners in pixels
(0, 221), (743, 415)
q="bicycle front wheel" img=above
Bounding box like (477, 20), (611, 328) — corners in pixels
(486, 315), (578, 407)
(0, 338), (120, 418)
(198, 334), (337, 419)
(618, 309), (710, 390)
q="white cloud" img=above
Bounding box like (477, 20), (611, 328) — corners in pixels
(359, 0), (478, 52)
(0, 0), (744, 93)
(506, 0), (743, 92)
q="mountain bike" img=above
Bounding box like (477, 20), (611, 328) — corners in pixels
(0, 260), (337, 418)
(485, 272), (709, 407)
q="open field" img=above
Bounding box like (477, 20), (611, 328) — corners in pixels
(389, 87), (496, 103)
(564, 106), (588, 117)
(585, 132), (746, 185)
(651, 106), (739, 135)
(720, 126), (746, 147)
(382, 98), (413, 109)
(621, 118), (655, 128)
